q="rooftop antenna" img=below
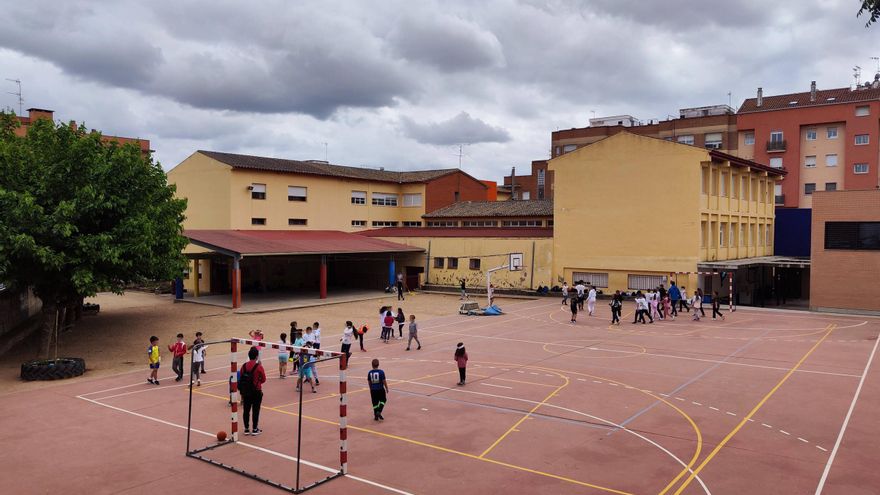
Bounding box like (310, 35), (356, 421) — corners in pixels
(727, 91), (732, 108)
(454, 143), (469, 168)
(853, 66), (862, 87)
(5, 78), (22, 116)
(872, 56), (880, 74)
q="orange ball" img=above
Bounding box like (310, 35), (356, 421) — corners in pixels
(217, 431), (227, 442)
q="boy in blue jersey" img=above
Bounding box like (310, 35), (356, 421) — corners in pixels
(367, 359), (389, 421)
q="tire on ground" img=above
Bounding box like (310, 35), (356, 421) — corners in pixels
(20, 358), (86, 381)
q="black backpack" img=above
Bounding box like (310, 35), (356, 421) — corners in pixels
(238, 361), (258, 397)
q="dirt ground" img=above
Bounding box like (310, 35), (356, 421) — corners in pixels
(0, 291), (523, 395)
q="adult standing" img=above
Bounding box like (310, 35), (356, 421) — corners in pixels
(668, 282), (681, 318)
(460, 279), (468, 300)
(396, 272), (405, 301)
(311, 321), (322, 386)
(488, 284), (496, 307)
(238, 347), (266, 436)
(711, 291), (726, 320)
(657, 285), (668, 320)
(587, 285), (597, 316)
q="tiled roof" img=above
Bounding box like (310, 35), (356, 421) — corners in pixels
(361, 227), (553, 238)
(199, 150), (462, 184)
(185, 230), (424, 256)
(738, 85), (880, 113)
(422, 200), (553, 218)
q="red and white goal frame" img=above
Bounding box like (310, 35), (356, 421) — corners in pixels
(669, 271), (735, 312)
(185, 337), (348, 494)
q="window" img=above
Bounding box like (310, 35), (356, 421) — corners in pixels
(854, 163), (869, 174)
(804, 155), (816, 168)
(827, 127), (838, 139)
(502, 220), (542, 227)
(856, 105), (870, 117)
(759, 224), (765, 245)
(548, 220), (554, 227)
(775, 184), (783, 203)
(741, 224), (747, 246)
(288, 218), (307, 225)
(521, 191), (531, 200)
(744, 132), (755, 145)
(825, 182), (837, 191)
(741, 176), (748, 199)
(454, 191), (460, 202)
(711, 170), (718, 195)
(427, 221), (457, 227)
(627, 274), (668, 291)
(730, 223), (736, 247)
(562, 144), (577, 153)
(447, 257), (459, 269)
(826, 154), (838, 167)
(371, 220), (399, 227)
(677, 135), (694, 145)
(804, 183), (816, 195)
(825, 222), (880, 250)
(770, 131), (784, 142)
(433, 257), (444, 269)
(402, 193), (422, 207)
(719, 222), (726, 246)
(462, 220), (498, 227)
(704, 132), (722, 149)
(351, 220), (366, 227)
(469, 258), (481, 270)
(766, 225), (772, 246)
(402, 221), (422, 227)
(701, 221), (707, 247)
(351, 191), (366, 204)
(251, 183), (266, 200)
(750, 224), (756, 246)
(855, 134), (869, 145)
(251, 217), (266, 225)
(720, 172), (728, 197)
(701, 168), (709, 194)
(770, 157), (783, 169)
(372, 193), (398, 206)
(572, 272), (609, 288)
(731, 174), (739, 199)
(287, 186), (307, 201)
(806, 129), (817, 140)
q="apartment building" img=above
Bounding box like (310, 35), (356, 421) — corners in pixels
(737, 81), (880, 209)
(501, 160), (554, 200)
(14, 107), (150, 153)
(550, 132), (784, 299)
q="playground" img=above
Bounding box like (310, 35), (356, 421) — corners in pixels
(2, 294), (879, 494)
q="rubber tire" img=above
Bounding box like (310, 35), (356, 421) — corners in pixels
(20, 358), (86, 381)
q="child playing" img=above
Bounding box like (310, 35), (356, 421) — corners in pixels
(570, 296), (578, 323)
(147, 336), (161, 385)
(290, 330), (304, 376)
(194, 331), (207, 375)
(248, 329), (265, 362)
(367, 358), (389, 421)
(405, 315), (421, 351)
(355, 324), (368, 352)
(311, 322), (322, 385)
(396, 308), (406, 339)
(454, 343), (468, 386)
(296, 342), (317, 393)
(168, 333), (187, 381)
(191, 338), (205, 386)
(278, 333), (289, 378)
(341, 321), (354, 361)
(692, 291), (702, 321)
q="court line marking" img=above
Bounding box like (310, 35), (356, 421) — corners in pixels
(671, 324), (836, 495)
(479, 375), (569, 458)
(480, 383), (514, 390)
(75, 395), (413, 495)
(814, 329), (880, 494)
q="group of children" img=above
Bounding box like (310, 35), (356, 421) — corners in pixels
(146, 331), (207, 386)
(562, 281), (599, 323)
(378, 306), (422, 351)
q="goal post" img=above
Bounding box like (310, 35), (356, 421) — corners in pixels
(185, 338), (348, 493)
(669, 271), (735, 312)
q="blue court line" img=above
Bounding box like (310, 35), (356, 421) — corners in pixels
(607, 328), (771, 436)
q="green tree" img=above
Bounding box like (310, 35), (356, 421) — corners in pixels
(858, 0), (880, 26)
(0, 113), (188, 358)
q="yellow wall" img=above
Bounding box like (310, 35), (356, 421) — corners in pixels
(167, 152), (232, 229)
(798, 123), (846, 208)
(378, 236), (553, 290)
(549, 132), (776, 294)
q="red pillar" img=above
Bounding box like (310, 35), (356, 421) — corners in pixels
(232, 256), (242, 309)
(319, 255), (328, 299)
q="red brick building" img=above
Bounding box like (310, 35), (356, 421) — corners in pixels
(14, 107), (151, 154)
(502, 160), (554, 200)
(810, 189), (880, 314)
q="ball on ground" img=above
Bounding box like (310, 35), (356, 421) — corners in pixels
(217, 431), (227, 442)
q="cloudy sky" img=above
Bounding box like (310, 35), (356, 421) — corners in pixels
(1, 0), (878, 181)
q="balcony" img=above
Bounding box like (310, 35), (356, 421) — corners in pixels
(775, 194), (785, 204)
(766, 140), (786, 152)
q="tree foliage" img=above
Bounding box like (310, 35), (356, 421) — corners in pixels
(858, 0), (880, 26)
(0, 113), (187, 355)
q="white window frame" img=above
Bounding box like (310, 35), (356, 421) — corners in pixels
(562, 144), (577, 153)
(856, 105), (870, 117)
(770, 131), (784, 142)
(371, 220), (399, 227)
(854, 163), (869, 174)
(740, 224), (747, 246)
(427, 221), (458, 227)
(287, 186), (307, 202)
(501, 220), (542, 227)
(825, 154), (838, 167)
(804, 156), (816, 168)
(827, 127), (838, 139)
(720, 172), (727, 197)
(705, 132), (722, 148)
(402, 221), (422, 227)
(351, 220), (366, 227)
(462, 220), (498, 227)
(769, 157), (783, 169)
(677, 135), (695, 145)
(806, 129), (817, 141)
(251, 183), (266, 200)
(719, 223), (726, 247)
(744, 132), (755, 145)
(855, 134), (869, 145)
(521, 191), (531, 200)
(627, 274), (667, 291)
(372, 193), (399, 207)
(572, 272), (609, 288)
(402, 193), (422, 207)
(351, 191), (366, 205)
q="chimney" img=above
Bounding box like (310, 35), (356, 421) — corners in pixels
(810, 81), (817, 102)
(510, 167), (516, 201)
(757, 88), (763, 107)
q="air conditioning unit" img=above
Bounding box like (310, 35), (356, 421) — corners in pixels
(247, 185), (254, 190)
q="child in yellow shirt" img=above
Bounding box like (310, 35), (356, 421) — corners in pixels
(147, 336), (161, 385)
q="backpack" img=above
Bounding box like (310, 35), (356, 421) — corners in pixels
(383, 313), (394, 327)
(238, 361), (258, 397)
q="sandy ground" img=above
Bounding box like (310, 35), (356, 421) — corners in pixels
(0, 291), (523, 395)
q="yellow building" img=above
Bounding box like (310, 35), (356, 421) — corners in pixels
(549, 132), (785, 295)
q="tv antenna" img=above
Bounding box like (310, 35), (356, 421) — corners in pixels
(5, 78), (22, 116)
(853, 66), (862, 87)
(454, 143), (469, 168)
(872, 56), (880, 74)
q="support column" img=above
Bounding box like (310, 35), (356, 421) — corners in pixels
(174, 277), (183, 299)
(192, 259), (200, 298)
(388, 257), (396, 287)
(320, 255), (328, 299)
(232, 256), (242, 309)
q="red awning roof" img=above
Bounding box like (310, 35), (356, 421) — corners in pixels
(361, 227), (554, 238)
(185, 230), (424, 256)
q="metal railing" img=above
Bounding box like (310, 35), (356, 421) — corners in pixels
(766, 140), (786, 152)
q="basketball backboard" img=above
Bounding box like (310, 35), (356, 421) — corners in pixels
(509, 253), (524, 271)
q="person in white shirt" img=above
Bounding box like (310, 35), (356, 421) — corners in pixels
(587, 286), (597, 316)
(575, 282), (586, 310)
(561, 282), (569, 306)
(311, 321), (322, 385)
(340, 321), (354, 361)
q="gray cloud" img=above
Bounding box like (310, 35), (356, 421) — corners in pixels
(401, 111), (511, 145)
(388, 14), (505, 71)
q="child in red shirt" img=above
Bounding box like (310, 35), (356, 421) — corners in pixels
(168, 333), (187, 382)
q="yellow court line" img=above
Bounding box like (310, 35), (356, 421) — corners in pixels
(479, 374), (570, 458)
(668, 324), (837, 495)
(191, 387), (632, 495)
(489, 376), (559, 388)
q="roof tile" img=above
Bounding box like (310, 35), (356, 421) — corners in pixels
(738, 85), (880, 113)
(423, 199), (553, 218)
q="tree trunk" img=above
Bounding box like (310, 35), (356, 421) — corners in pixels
(38, 301), (57, 359)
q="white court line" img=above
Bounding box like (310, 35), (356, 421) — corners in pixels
(814, 333), (880, 494)
(94, 379), (228, 401)
(76, 395), (413, 495)
(406, 380), (711, 495)
(480, 383), (514, 390)
(79, 364), (230, 397)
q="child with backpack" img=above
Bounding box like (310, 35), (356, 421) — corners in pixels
(238, 347), (266, 435)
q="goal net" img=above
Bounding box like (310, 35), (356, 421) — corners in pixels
(185, 338), (348, 493)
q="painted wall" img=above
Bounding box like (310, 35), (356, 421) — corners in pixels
(797, 124), (846, 207)
(424, 171), (488, 213)
(167, 152), (232, 229)
(377, 236), (553, 290)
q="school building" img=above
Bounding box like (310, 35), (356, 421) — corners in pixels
(549, 132), (787, 301)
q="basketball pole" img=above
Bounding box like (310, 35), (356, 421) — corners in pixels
(485, 264), (509, 308)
